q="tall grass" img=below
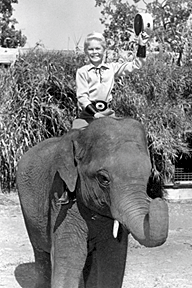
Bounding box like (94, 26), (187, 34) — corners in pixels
(1, 50), (192, 190)
(0, 50), (85, 190)
(112, 53), (192, 182)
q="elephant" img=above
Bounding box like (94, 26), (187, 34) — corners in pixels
(16, 117), (169, 288)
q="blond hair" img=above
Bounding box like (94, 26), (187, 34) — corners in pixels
(84, 32), (106, 53)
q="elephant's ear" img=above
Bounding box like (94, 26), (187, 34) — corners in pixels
(55, 132), (78, 192)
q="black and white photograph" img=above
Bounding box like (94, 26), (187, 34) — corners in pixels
(1, 0), (192, 287)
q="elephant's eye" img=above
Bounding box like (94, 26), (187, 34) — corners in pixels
(97, 171), (110, 187)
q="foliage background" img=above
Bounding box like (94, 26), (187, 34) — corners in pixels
(0, 50), (85, 190)
(0, 0), (26, 48)
(95, 0), (192, 65)
(1, 0), (192, 191)
(1, 50), (192, 190)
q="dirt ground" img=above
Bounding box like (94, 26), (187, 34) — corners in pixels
(0, 192), (192, 288)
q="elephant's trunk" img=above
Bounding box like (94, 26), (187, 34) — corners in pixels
(112, 195), (169, 248)
(129, 198), (168, 247)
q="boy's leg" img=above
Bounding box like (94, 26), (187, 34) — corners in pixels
(71, 118), (89, 129)
(57, 117), (89, 205)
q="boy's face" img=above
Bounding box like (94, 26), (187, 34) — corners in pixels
(86, 39), (105, 66)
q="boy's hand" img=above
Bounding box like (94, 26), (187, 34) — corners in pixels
(94, 109), (115, 118)
(138, 31), (150, 46)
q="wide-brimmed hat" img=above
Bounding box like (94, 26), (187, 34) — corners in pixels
(134, 13), (153, 36)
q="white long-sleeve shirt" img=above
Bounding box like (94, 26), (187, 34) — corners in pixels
(76, 57), (145, 110)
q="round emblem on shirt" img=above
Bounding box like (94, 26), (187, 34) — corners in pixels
(95, 101), (108, 112)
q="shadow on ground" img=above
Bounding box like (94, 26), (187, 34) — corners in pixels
(14, 262), (36, 288)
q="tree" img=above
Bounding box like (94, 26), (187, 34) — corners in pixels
(95, 0), (192, 57)
(95, 0), (138, 51)
(95, 0), (192, 181)
(0, 0), (27, 48)
(146, 0), (192, 64)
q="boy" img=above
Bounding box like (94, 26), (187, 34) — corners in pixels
(59, 31), (149, 204)
(72, 31), (149, 128)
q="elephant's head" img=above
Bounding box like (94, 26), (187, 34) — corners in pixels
(57, 117), (168, 247)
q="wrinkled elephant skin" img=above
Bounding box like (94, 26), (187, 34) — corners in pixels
(17, 117), (169, 288)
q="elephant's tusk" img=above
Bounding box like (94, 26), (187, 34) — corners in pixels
(113, 220), (119, 238)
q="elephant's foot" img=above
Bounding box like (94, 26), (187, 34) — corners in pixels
(33, 249), (51, 288)
(35, 277), (51, 288)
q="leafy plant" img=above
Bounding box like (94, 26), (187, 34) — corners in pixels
(0, 0), (27, 47)
(112, 53), (192, 182)
(0, 50), (85, 190)
(95, 0), (138, 51)
(1, 47), (192, 191)
(95, 0), (192, 59)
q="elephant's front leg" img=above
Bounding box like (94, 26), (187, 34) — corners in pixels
(96, 224), (128, 288)
(51, 202), (88, 288)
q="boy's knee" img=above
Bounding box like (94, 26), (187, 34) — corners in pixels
(72, 119), (88, 130)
